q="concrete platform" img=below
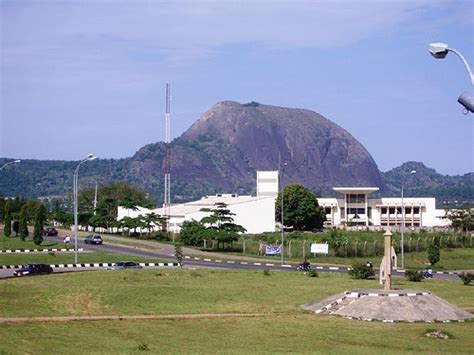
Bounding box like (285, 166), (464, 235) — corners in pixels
(301, 289), (473, 323)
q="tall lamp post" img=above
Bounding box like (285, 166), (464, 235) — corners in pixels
(280, 162), (287, 266)
(401, 169), (416, 269)
(429, 42), (474, 113)
(0, 159), (21, 171)
(74, 154), (97, 264)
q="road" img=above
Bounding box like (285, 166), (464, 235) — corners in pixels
(0, 233), (460, 281)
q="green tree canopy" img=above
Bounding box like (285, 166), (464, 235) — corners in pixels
(33, 204), (47, 245)
(275, 183), (326, 231)
(3, 201), (12, 237)
(200, 202), (246, 248)
(19, 205), (29, 240)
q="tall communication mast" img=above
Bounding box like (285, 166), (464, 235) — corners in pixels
(164, 83), (171, 220)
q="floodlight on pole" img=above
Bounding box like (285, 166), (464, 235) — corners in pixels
(429, 42), (474, 114)
(73, 154), (97, 264)
(401, 169), (416, 270)
(0, 159), (21, 171)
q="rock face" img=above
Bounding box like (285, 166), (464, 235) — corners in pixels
(182, 101), (384, 193)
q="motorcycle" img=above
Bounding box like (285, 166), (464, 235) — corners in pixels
(296, 263), (311, 271)
(422, 269), (433, 279)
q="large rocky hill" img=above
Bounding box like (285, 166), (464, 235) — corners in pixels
(1, 101), (472, 206)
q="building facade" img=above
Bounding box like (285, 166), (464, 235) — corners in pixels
(318, 187), (449, 229)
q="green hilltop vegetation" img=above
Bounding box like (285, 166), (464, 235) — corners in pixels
(1, 153), (472, 208)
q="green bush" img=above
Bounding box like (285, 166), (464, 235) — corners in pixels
(348, 262), (374, 279)
(458, 272), (473, 285)
(263, 269), (271, 276)
(427, 244), (440, 266)
(405, 269), (423, 282)
(307, 270), (319, 278)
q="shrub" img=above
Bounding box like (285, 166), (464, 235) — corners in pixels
(348, 262), (374, 279)
(307, 270), (319, 278)
(458, 272), (473, 285)
(263, 269), (271, 276)
(427, 244), (440, 266)
(405, 269), (423, 282)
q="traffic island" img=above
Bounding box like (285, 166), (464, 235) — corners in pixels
(301, 289), (473, 323)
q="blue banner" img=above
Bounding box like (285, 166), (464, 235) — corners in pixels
(265, 244), (282, 256)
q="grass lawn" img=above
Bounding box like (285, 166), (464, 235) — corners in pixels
(0, 251), (164, 266)
(0, 235), (63, 250)
(0, 269), (472, 353)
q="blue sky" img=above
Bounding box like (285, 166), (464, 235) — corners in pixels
(1, 0), (473, 175)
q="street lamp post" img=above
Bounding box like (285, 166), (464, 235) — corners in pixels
(73, 154), (97, 264)
(401, 169), (416, 269)
(429, 42), (474, 113)
(280, 162), (287, 266)
(0, 159), (21, 171)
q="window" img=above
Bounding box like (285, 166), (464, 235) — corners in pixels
(389, 207), (395, 214)
(325, 207), (332, 215)
(348, 194), (365, 203)
(381, 207), (387, 214)
(340, 207), (345, 218)
(413, 207), (420, 214)
(368, 207), (372, 218)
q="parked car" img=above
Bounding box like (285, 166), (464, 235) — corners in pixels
(107, 261), (143, 270)
(84, 234), (103, 245)
(43, 227), (58, 236)
(14, 264), (53, 277)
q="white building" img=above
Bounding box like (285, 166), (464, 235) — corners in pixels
(318, 187), (449, 229)
(118, 175), (450, 233)
(117, 171), (279, 234)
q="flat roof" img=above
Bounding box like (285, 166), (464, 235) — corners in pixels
(333, 187), (380, 194)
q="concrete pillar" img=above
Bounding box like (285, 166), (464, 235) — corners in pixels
(384, 230), (392, 291)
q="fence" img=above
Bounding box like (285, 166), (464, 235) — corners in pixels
(228, 233), (474, 259)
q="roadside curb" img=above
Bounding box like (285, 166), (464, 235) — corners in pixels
(0, 248), (84, 254)
(0, 262), (178, 269)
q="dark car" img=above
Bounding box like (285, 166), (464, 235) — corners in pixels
(14, 263), (53, 277)
(107, 261), (143, 270)
(84, 234), (103, 245)
(43, 227), (58, 236)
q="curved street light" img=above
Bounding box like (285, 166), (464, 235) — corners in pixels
(429, 42), (474, 113)
(0, 159), (21, 171)
(401, 169), (416, 269)
(74, 154), (97, 263)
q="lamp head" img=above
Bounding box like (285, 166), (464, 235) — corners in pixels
(14, 159), (21, 163)
(410, 170), (417, 174)
(86, 154), (97, 161)
(429, 42), (449, 59)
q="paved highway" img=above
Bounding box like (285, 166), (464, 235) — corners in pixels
(0, 235), (461, 281)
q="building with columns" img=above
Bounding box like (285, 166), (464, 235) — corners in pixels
(318, 187), (449, 229)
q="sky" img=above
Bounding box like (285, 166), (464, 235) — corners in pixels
(1, 0), (473, 175)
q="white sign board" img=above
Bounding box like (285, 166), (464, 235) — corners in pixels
(311, 243), (328, 255)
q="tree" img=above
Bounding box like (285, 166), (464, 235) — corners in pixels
(179, 220), (207, 246)
(326, 229), (347, 256)
(12, 220), (20, 236)
(200, 203), (246, 249)
(174, 243), (184, 268)
(3, 201), (12, 237)
(275, 184), (326, 231)
(33, 204), (47, 245)
(143, 213), (166, 236)
(427, 244), (440, 266)
(445, 208), (474, 233)
(19, 205), (29, 241)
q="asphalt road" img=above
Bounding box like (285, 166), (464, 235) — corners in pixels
(0, 235), (461, 281)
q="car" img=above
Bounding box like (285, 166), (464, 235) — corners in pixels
(84, 234), (103, 245)
(107, 261), (143, 270)
(14, 263), (53, 277)
(43, 227), (58, 236)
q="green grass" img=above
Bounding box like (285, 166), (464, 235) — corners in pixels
(0, 251), (163, 266)
(0, 235), (63, 250)
(0, 270), (472, 354)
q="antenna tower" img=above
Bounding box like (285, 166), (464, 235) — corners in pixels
(164, 83), (171, 220)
